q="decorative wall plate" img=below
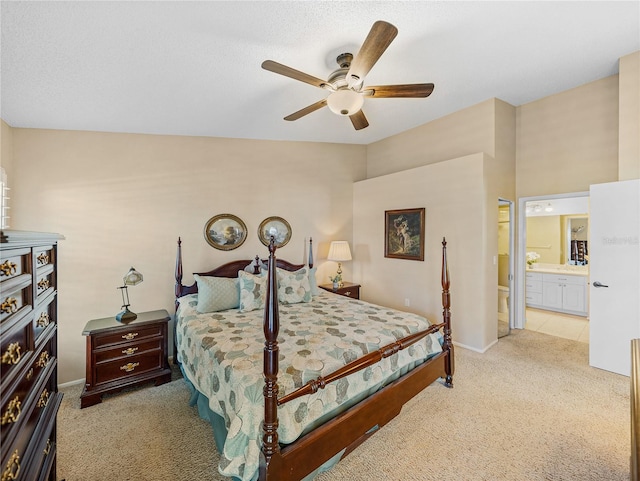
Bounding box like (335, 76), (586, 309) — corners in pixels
(258, 216), (292, 248)
(204, 214), (247, 250)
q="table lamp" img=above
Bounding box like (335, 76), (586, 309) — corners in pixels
(116, 267), (143, 322)
(327, 241), (352, 288)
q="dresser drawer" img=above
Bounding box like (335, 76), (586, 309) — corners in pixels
(34, 246), (54, 271)
(20, 392), (62, 481)
(0, 360), (57, 465)
(35, 265), (55, 304)
(94, 338), (163, 363)
(0, 275), (33, 324)
(1, 315), (33, 383)
(0, 248), (31, 282)
(1, 334), (56, 447)
(94, 348), (164, 385)
(93, 323), (164, 349)
(33, 295), (56, 347)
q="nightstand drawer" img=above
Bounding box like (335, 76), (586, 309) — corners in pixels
(93, 324), (163, 349)
(319, 282), (361, 300)
(94, 338), (163, 363)
(338, 286), (359, 299)
(94, 348), (163, 385)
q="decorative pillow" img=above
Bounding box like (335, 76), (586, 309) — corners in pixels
(238, 270), (268, 312)
(307, 266), (320, 296)
(277, 267), (312, 305)
(193, 274), (239, 313)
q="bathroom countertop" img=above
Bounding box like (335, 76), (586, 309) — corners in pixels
(526, 264), (589, 276)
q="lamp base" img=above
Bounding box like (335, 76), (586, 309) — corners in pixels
(116, 308), (137, 323)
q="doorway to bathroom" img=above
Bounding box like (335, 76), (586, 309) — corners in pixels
(498, 199), (514, 338)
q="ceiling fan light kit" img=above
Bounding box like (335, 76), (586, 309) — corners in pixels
(262, 20), (434, 131)
(327, 89), (364, 116)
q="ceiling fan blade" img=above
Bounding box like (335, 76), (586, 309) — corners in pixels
(349, 110), (369, 130)
(262, 60), (327, 89)
(347, 21), (398, 87)
(363, 83), (435, 98)
(284, 99), (328, 121)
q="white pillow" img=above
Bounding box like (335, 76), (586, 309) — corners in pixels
(194, 274), (239, 313)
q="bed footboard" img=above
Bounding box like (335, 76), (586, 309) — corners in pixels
(259, 237), (453, 481)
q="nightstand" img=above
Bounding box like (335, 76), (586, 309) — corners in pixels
(318, 281), (360, 300)
(80, 309), (172, 408)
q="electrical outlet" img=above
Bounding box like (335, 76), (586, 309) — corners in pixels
(404, 298), (410, 307)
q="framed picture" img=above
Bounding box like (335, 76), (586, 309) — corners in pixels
(384, 208), (425, 261)
(204, 214), (247, 251)
(258, 216), (292, 248)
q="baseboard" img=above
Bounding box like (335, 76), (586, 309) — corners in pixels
(453, 338), (498, 354)
(58, 378), (85, 389)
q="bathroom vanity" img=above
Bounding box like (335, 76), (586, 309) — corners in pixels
(525, 265), (588, 317)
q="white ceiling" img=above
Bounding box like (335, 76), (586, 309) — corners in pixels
(1, 1), (639, 145)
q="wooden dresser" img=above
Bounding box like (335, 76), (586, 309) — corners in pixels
(0, 230), (63, 481)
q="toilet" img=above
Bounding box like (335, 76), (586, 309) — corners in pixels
(498, 285), (509, 313)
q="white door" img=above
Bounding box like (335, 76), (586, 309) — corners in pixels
(589, 179), (640, 376)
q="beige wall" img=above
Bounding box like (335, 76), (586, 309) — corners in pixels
(10, 128), (366, 383)
(618, 51), (640, 181)
(366, 99), (498, 178)
(516, 75), (620, 198)
(354, 153), (499, 352)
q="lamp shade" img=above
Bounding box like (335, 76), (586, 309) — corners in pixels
(123, 267), (143, 286)
(327, 241), (352, 262)
(326, 90), (364, 116)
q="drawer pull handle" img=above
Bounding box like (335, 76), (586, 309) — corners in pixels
(120, 362), (139, 373)
(1, 343), (21, 365)
(36, 312), (51, 327)
(122, 332), (139, 341)
(37, 389), (49, 408)
(37, 278), (50, 291)
(0, 298), (18, 314)
(26, 368), (34, 381)
(43, 439), (52, 456)
(1, 450), (20, 481)
(1, 397), (22, 425)
(37, 253), (49, 265)
(36, 351), (50, 368)
(344, 291), (351, 296)
(0, 260), (17, 277)
(122, 347), (138, 355)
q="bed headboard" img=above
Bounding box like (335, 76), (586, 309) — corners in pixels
(174, 237), (314, 300)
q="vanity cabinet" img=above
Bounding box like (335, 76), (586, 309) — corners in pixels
(526, 271), (587, 316)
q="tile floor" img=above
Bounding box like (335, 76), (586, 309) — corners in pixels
(524, 308), (589, 343)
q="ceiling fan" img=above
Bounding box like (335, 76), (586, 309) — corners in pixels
(261, 20), (434, 131)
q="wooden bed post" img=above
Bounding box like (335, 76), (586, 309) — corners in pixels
(260, 237), (283, 478)
(442, 237), (454, 387)
(173, 237), (183, 364)
(308, 237), (314, 268)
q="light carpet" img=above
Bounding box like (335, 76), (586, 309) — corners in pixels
(57, 329), (630, 481)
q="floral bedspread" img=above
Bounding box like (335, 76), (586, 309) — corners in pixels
(176, 290), (443, 481)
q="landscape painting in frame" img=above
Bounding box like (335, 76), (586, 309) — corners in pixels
(384, 208), (425, 261)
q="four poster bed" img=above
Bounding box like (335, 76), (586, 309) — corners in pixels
(174, 237), (454, 481)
